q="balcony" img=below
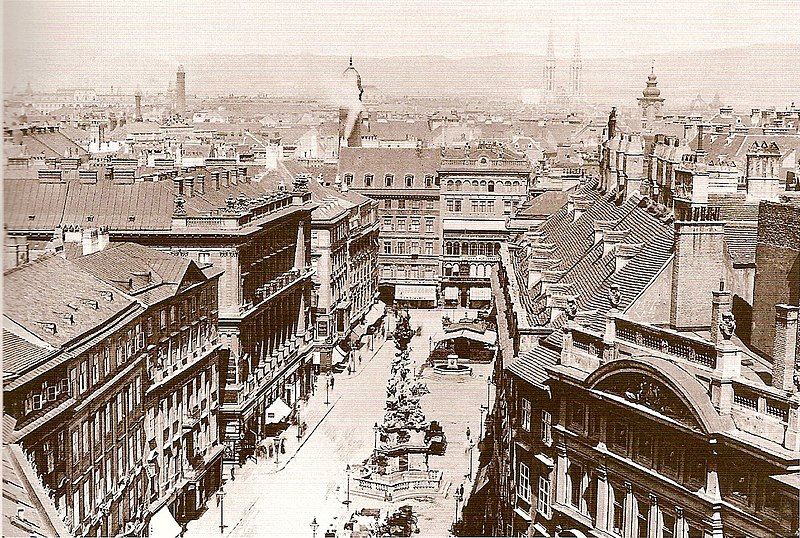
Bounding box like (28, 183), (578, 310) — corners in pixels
(182, 405), (201, 430)
(615, 317), (716, 369)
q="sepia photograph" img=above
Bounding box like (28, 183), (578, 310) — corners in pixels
(1, 1), (799, 536)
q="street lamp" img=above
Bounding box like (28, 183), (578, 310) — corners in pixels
(453, 483), (463, 525)
(373, 422), (379, 455)
(310, 517), (318, 538)
(479, 404), (488, 440)
(216, 487), (227, 534)
(297, 409), (302, 442)
(467, 439), (475, 480)
(343, 464), (352, 506)
(274, 436), (281, 467)
(325, 375), (330, 405)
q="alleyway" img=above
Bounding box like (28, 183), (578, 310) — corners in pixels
(185, 308), (492, 537)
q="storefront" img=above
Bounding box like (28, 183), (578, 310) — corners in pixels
(394, 284), (438, 308)
(468, 286), (492, 308)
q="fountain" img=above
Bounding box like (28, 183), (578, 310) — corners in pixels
(433, 353), (472, 375)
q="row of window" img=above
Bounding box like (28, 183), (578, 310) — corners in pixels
(382, 216), (436, 233)
(380, 198), (436, 210)
(382, 240), (435, 256)
(443, 241), (502, 257)
(382, 265), (436, 281)
(444, 179), (524, 193)
(345, 173), (437, 188)
(444, 198), (517, 213)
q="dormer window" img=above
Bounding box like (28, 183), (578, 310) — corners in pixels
(364, 174), (373, 187)
(385, 174), (394, 187)
(344, 174), (353, 185)
(405, 174), (414, 187)
(424, 175), (433, 188)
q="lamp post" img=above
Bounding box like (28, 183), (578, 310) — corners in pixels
(479, 404), (487, 440)
(274, 436), (281, 467)
(310, 517), (318, 538)
(373, 422), (379, 456)
(297, 408), (302, 442)
(325, 375), (330, 405)
(454, 484), (463, 525)
(467, 439), (475, 480)
(343, 464), (352, 506)
(217, 487), (227, 534)
(486, 375), (493, 410)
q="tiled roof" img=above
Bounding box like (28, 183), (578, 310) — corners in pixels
(507, 341), (560, 389)
(518, 190), (573, 218)
(724, 224), (759, 265)
(2, 330), (51, 377)
(338, 147), (440, 179)
(3, 255), (135, 348)
(2, 445), (55, 537)
(707, 193), (760, 223)
(71, 242), (198, 303)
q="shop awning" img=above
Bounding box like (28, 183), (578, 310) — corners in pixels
(332, 344), (348, 366)
(265, 398), (292, 424)
(432, 328), (497, 345)
(395, 284), (437, 301)
(148, 506), (182, 538)
(468, 287), (492, 301)
(363, 302), (386, 327)
(444, 287), (459, 300)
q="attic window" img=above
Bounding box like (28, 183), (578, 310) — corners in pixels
(28, 215), (35, 220)
(86, 216), (94, 222)
(128, 215), (136, 222)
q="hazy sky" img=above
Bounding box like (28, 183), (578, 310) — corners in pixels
(5, 0), (800, 61)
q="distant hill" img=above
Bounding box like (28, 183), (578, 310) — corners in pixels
(5, 43), (798, 109)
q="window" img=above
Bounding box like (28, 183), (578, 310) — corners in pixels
(609, 420), (628, 454)
(446, 200), (454, 212)
(568, 462), (583, 509)
(426, 200), (434, 209)
(117, 446), (124, 479)
(396, 241), (405, 255)
(611, 484), (625, 536)
(569, 402), (585, 431)
(91, 354), (99, 385)
(383, 241), (392, 255)
(504, 199), (512, 213)
(364, 174), (373, 187)
(541, 410), (552, 445)
(398, 199), (405, 209)
(636, 497), (649, 538)
(382, 199), (391, 209)
(635, 429), (654, 465)
(72, 430), (80, 461)
(425, 218), (434, 233)
(411, 200), (420, 210)
(425, 175), (433, 187)
(472, 200), (479, 212)
(397, 218), (406, 231)
(383, 217), (393, 231)
(344, 174), (353, 185)
(454, 200), (461, 212)
(385, 174), (394, 187)
(537, 475), (551, 517)
(410, 219), (420, 232)
(425, 241), (433, 256)
(79, 361), (88, 393)
(199, 251), (210, 264)
(520, 398), (531, 431)
(517, 462), (531, 503)
(661, 510), (676, 538)
(411, 241), (420, 255)
(405, 174), (414, 187)
(160, 309), (167, 329)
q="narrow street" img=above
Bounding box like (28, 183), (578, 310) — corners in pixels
(185, 308), (492, 537)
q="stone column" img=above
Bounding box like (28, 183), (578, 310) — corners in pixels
(555, 443), (569, 506)
(595, 466), (610, 532)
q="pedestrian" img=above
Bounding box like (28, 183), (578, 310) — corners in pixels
(330, 376), (335, 390)
(466, 426), (471, 440)
(230, 467), (236, 481)
(281, 438), (286, 454)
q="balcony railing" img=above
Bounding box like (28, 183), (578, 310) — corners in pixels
(615, 318), (716, 369)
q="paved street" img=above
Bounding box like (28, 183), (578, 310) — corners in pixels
(185, 308), (492, 537)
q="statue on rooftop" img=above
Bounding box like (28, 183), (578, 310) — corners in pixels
(719, 311), (736, 341)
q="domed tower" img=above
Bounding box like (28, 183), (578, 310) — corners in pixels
(339, 57), (364, 149)
(637, 63), (665, 128)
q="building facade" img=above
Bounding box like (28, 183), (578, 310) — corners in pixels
(3, 244), (223, 537)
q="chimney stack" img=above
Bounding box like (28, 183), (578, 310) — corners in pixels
(772, 304), (799, 391)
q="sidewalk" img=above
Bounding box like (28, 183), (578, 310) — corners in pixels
(185, 335), (390, 537)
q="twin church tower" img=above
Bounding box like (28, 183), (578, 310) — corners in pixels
(543, 27), (583, 105)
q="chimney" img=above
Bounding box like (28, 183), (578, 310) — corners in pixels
(710, 283), (732, 345)
(601, 229), (630, 257)
(670, 203), (725, 331)
(614, 242), (643, 273)
(593, 220), (616, 244)
(772, 304), (799, 391)
(195, 174), (205, 195)
(82, 228), (102, 256)
(184, 176), (194, 197)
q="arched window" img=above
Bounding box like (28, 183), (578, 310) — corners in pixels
(445, 242), (453, 255)
(469, 264), (477, 277)
(462, 242), (469, 255)
(488, 181), (495, 192)
(444, 263), (453, 276)
(504, 181), (512, 188)
(472, 180), (479, 189)
(452, 264), (460, 275)
(478, 243), (486, 256)
(385, 174), (394, 187)
(446, 180), (454, 192)
(344, 174), (353, 185)
(470, 243), (478, 256)
(405, 174), (414, 187)
(453, 242), (460, 255)
(455, 180), (462, 191)
(480, 180), (487, 192)
(364, 174), (373, 187)
(513, 181), (521, 191)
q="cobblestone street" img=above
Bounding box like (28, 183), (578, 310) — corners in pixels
(185, 308), (492, 537)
